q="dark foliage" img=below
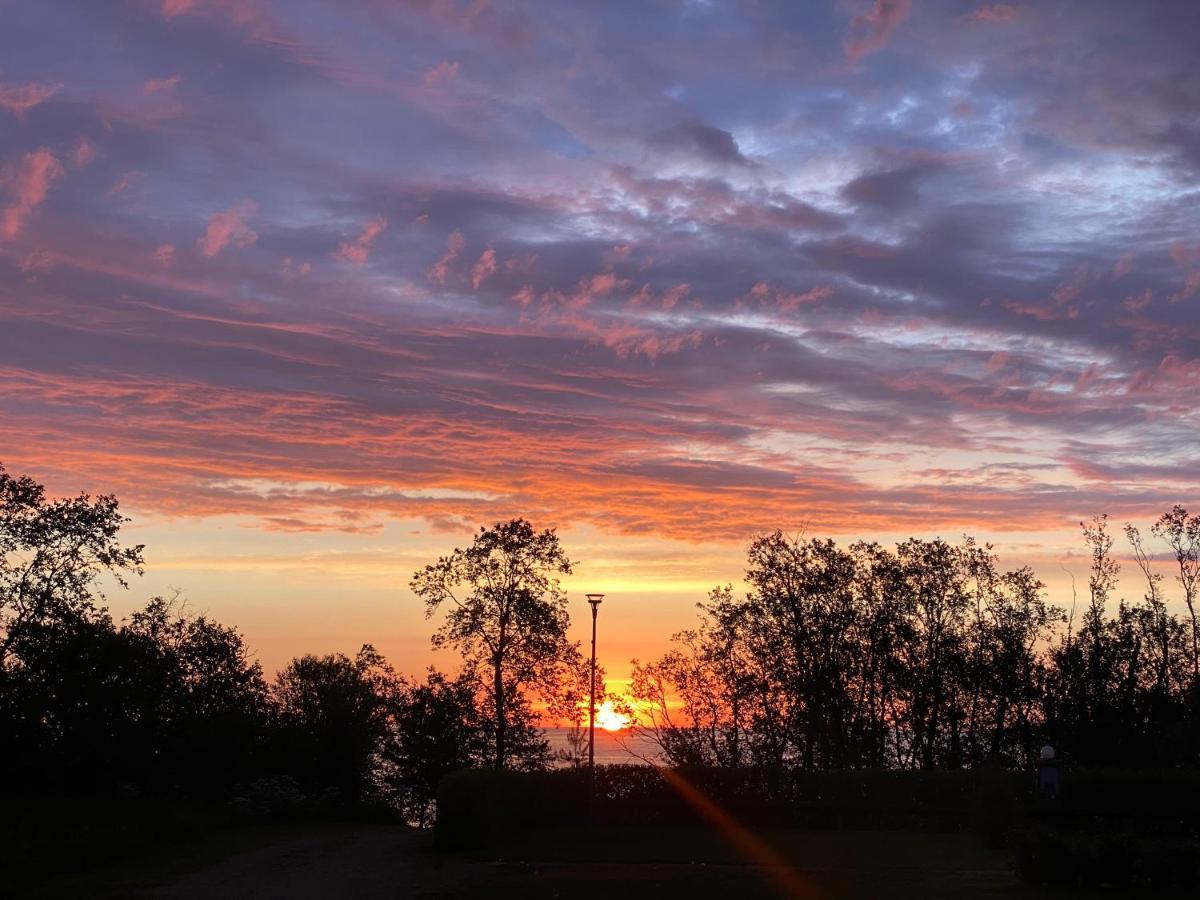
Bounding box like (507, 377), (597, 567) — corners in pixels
(4, 458), (1200, 890)
(379, 668), (489, 826)
(411, 518), (585, 771)
(269, 645), (399, 805)
(632, 518), (1200, 770)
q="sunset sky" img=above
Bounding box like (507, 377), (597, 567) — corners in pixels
(2, 1), (1198, 684)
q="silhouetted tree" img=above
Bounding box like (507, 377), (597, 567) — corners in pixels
(272, 646), (397, 804)
(126, 595), (269, 789)
(380, 669), (487, 825)
(1154, 505), (1200, 680)
(1, 594), (269, 794)
(0, 462), (144, 662)
(632, 532), (1063, 771)
(410, 519), (581, 770)
(629, 591), (758, 767)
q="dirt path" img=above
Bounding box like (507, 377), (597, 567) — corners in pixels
(141, 825), (476, 900)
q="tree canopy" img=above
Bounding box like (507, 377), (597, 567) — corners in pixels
(411, 518), (585, 770)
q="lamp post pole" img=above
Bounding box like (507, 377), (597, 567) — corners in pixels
(586, 593), (605, 776)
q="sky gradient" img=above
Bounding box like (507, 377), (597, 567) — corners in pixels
(2, 0), (1198, 679)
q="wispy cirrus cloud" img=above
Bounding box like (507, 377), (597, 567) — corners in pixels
(0, 0), (1196, 566)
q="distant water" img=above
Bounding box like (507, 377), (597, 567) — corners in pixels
(543, 727), (663, 766)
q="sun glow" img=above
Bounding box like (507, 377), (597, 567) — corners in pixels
(594, 700), (630, 732)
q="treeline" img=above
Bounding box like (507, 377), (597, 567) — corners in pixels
(0, 466), (593, 827)
(3, 460), (1199, 834)
(628, 517), (1200, 770)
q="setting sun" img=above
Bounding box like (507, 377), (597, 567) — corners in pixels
(594, 700), (630, 733)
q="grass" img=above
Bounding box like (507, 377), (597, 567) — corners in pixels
(16, 820), (1197, 898)
(464, 825), (1191, 899)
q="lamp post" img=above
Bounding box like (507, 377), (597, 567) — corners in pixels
(586, 593), (605, 775)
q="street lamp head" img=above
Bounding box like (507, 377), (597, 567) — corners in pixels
(586, 593), (605, 606)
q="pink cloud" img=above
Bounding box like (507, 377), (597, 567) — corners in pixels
(513, 285), (536, 306)
(1171, 271), (1200, 304)
(0, 81), (61, 117)
(1122, 288), (1152, 312)
(334, 215), (388, 265)
(661, 284), (690, 309)
(1168, 243), (1200, 303)
(422, 60), (460, 88)
(845, 0), (912, 64)
(962, 4), (1018, 25)
(71, 138), (99, 169)
(1170, 242), (1200, 269)
(739, 282), (832, 313)
(1, 148), (65, 240)
(282, 256), (311, 279)
(1113, 252), (1135, 277)
(161, 0), (198, 18)
(197, 200), (258, 257)
(427, 230), (466, 283)
(585, 272), (618, 296)
(107, 172), (137, 197)
(1002, 299), (1072, 321)
(143, 74), (182, 94)
(470, 247), (497, 288)
(777, 285), (834, 312)
(18, 250), (54, 274)
(986, 351), (1010, 373)
(152, 244), (175, 266)
(540, 271), (628, 311)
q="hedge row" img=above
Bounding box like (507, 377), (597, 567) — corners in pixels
(435, 765), (1200, 882)
(435, 765), (1032, 849)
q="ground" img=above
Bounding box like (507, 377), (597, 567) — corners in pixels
(25, 822), (1190, 899)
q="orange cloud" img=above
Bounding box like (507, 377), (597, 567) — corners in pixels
(845, 0), (912, 64)
(334, 215), (388, 264)
(0, 80), (61, 117)
(1, 148), (65, 240)
(197, 200), (258, 257)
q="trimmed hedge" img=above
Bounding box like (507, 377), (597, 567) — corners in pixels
(435, 765), (1027, 849)
(435, 763), (1200, 890)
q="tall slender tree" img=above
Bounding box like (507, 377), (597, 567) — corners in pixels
(1153, 505), (1200, 681)
(411, 518), (580, 770)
